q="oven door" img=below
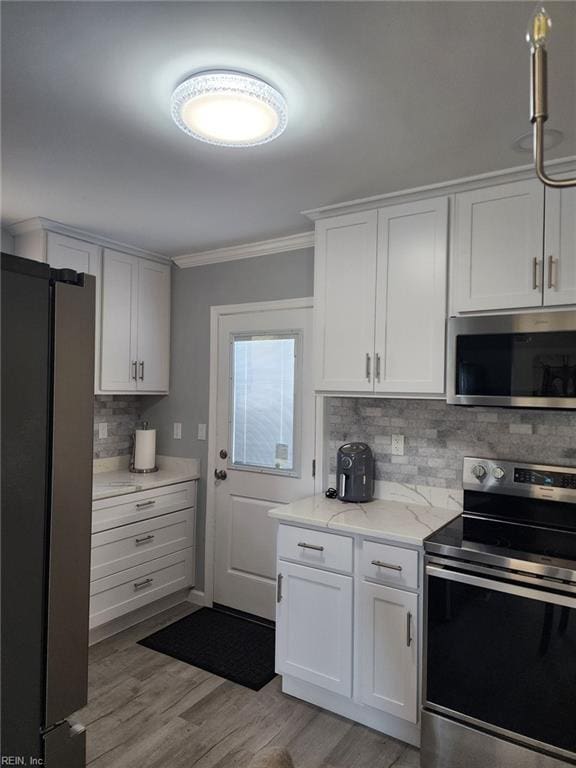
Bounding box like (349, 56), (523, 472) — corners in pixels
(446, 311), (576, 408)
(425, 559), (576, 761)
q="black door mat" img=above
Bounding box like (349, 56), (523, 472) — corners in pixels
(138, 607), (277, 691)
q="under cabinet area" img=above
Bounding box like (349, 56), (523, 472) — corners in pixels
(90, 481), (196, 633)
(314, 199), (448, 395)
(275, 522), (424, 746)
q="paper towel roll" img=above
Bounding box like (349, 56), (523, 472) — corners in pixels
(133, 429), (156, 470)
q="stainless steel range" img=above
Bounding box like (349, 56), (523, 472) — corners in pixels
(422, 457), (576, 768)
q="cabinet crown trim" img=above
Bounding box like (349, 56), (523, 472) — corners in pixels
(7, 217), (170, 264)
(303, 156), (576, 221)
(173, 231), (315, 269)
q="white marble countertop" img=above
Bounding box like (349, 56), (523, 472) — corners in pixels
(92, 456), (199, 501)
(269, 493), (461, 546)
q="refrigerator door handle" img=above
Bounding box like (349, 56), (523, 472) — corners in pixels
(45, 276), (95, 728)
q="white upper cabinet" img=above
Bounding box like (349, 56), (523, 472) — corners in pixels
(101, 250), (139, 392)
(45, 233), (102, 393)
(314, 201), (448, 395)
(101, 250), (170, 393)
(314, 211), (378, 392)
(136, 259), (170, 392)
(452, 179), (545, 313)
(375, 198), (448, 394)
(544, 184), (576, 307)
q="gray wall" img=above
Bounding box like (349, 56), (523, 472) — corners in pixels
(142, 248), (314, 589)
(1, 228), (15, 254)
(328, 397), (576, 489)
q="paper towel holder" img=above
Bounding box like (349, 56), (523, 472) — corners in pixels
(130, 421), (159, 474)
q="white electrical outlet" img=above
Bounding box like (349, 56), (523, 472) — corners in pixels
(98, 422), (108, 440)
(197, 423), (207, 441)
(391, 434), (405, 456)
(173, 422), (182, 440)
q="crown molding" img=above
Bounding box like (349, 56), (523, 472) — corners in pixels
(302, 155), (576, 221)
(7, 217), (170, 263)
(173, 231), (315, 269)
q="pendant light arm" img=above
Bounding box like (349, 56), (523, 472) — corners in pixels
(533, 118), (576, 188)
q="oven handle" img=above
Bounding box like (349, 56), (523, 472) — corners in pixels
(426, 565), (576, 610)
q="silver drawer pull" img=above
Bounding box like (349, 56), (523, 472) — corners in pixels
(135, 534), (155, 545)
(371, 559), (403, 572)
(136, 500), (156, 509)
(133, 578), (153, 591)
(298, 542), (324, 552)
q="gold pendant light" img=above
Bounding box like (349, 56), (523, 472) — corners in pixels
(527, 6), (576, 188)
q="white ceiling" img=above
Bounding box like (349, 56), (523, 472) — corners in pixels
(1, 1), (575, 256)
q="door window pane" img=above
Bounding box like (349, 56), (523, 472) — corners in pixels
(231, 334), (298, 473)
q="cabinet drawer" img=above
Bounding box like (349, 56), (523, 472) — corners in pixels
(278, 525), (353, 573)
(91, 508), (194, 581)
(92, 481), (196, 533)
(360, 540), (418, 590)
(89, 549), (194, 628)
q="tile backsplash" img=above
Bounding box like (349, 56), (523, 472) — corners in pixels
(327, 398), (576, 489)
(93, 395), (143, 459)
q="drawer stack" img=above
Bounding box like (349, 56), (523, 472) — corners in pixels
(90, 481), (196, 628)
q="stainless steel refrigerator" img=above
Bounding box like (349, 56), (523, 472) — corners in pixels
(1, 253), (95, 766)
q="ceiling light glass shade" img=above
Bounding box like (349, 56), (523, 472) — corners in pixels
(171, 71), (288, 147)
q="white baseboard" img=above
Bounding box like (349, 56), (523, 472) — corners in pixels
(187, 587), (211, 607)
(281, 675), (421, 748)
(88, 589), (191, 645)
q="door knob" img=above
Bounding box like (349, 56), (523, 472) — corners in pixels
(214, 469), (227, 481)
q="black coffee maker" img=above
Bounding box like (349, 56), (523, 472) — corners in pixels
(336, 442), (374, 502)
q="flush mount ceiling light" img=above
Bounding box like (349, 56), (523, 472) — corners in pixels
(171, 71), (288, 147)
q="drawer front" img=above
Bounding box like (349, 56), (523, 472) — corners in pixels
(360, 540), (419, 589)
(92, 481), (196, 533)
(89, 549), (194, 628)
(278, 524), (353, 573)
(91, 508), (194, 581)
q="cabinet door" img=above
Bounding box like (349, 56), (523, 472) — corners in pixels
(544, 184), (576, 306)
(136, 260), (170, 392)
(314, 211), (378, 391)
(46, 233), (102, 393)
(276, 561), (353, 696)
(375, 198), (448, 394)
(359, 581), (418, 723)
(100, 249), (139, 391)
(453, 180), (545, 312)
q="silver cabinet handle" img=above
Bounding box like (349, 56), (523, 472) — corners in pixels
(139, 361), (145, 381)
(365, 353), (372, 382)
(136, 500), (156, 509)
(371, 559), (403, 572)
(375, 353), (381, 383)
(533, 256), (541, 290)
(133, 578), (153, 591)
(135, 534), (155, 545)
(132, 360), (138, 381)
(298, 542), (324, 552)
(277, 573), (283, 603)
(547, 255), (557, 289)
(406, 611), (413, 647)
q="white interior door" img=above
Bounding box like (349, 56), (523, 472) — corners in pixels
(213, 303), (315, 620)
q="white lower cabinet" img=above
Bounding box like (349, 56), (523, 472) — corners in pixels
(275, 524), (422, 745)
(276, 560), (353, 696)
(358, 581), (418, 722)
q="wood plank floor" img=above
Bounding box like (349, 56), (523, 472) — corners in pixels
(80, 603), (420, 768)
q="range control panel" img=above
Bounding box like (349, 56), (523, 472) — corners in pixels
(463, 457), (576, 502)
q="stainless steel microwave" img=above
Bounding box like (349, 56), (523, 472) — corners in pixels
(447, 310), (576, 408)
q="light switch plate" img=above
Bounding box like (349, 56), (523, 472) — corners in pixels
(173, 422), (182, 440)
(198, 423), (207, 441)
(391, 434), (405, 456)
(98, 422), (108, 440)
